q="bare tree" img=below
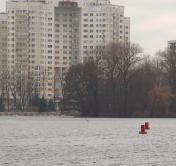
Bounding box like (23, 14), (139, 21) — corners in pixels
(102, 42), (142, 116)
(62, 56), (100, 117)
(158, 49), (176, 92)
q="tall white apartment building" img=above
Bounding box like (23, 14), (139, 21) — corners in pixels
(79, 0), (130, 58)
(6, 0), (55, 99)
(54, 0), (130, 58)
(0, 13), (8, 98)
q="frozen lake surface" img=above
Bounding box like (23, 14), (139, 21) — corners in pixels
(0, 117), (176, 166)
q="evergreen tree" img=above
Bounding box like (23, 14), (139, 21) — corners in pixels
(38, 97), (47, 112)
(0, 98), (5, 112)
(48, 99), (55, 111)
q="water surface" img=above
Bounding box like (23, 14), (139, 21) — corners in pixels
(0, 117), (175, 166)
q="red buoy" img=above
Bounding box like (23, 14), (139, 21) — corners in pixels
(139, 125), (147, 134)
(144, 122), (150, 130)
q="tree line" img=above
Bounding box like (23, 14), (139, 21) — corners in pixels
(61, 42), (176, 117)
(1, 41), (176, 117)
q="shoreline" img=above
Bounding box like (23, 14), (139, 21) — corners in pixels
(0, 112), (63, 116)
(1, 112), (176, 118)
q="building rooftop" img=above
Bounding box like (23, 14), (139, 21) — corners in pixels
(58, 1), (79, 7)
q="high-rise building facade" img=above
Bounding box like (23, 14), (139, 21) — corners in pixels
(54, 1), (81, 100)
(55, 0), (130, 58)
(6, 0), (55, 99)
(0, 13), (8, 73)
(0, 13), (8, 98)
(79, 0), (130, 58)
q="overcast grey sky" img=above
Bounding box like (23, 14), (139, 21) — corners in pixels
(0, 0), (176, 55)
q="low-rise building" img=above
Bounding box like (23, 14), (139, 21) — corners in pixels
(168, 40), (176, 49)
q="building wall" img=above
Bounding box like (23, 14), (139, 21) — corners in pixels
(80, 2), (130, 59)
(54, 1), (81, 100)
(0, 13), (8, 98)
(0, 13), (8, 73)
(6, 0), (55, 99)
